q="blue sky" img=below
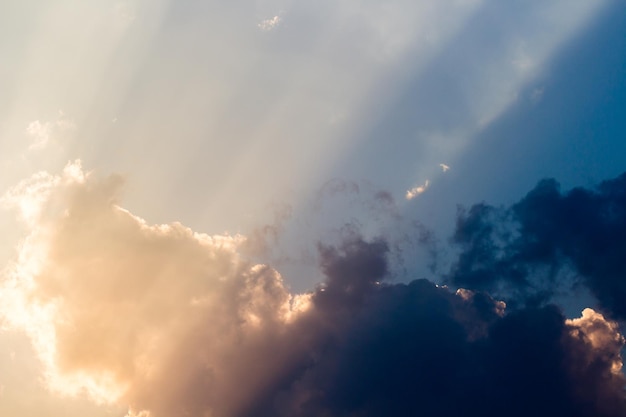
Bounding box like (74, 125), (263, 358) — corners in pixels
(0, 1), (625, 416)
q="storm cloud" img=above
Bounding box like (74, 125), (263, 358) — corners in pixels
(449, 172), (626, 319)
(0, 162), (625, 417)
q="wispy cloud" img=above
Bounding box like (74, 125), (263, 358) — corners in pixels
(25, 112), (75, 151)
(258, 14), (282, 31)
(406, 179), (429, 200)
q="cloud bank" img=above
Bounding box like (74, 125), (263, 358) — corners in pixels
(1, 162), (625, 417)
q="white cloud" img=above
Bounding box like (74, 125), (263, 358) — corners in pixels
(405, 180), (429, 200)
(25, 112), (75, 151)
(258, 14), (282, 31)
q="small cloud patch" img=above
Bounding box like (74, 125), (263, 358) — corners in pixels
(406, 180), (429, 200)
(25, 112), (75, 151)
(258, 14), (282, 31)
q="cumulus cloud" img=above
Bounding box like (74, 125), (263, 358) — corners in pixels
(0, 161), (307, 416)
(566, 308), (624, 375)
(1, 163), (625, 417)
(448, 172), (626, 319)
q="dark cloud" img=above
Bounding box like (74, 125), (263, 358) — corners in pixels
(448, 172), (626, 319)
(240, 236), (626, 417)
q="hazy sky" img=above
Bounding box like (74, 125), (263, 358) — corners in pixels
(1, 1), (626, 416)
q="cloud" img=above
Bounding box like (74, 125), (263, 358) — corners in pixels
(258, 14), (282, 32)
(0, 161), (307, 415)
(25, 112), (76, 151)
(448, 172), (626, 319)
(1, 163), (625, 417)
(405, 179), (429, 200)
(566, 308), (624, 375)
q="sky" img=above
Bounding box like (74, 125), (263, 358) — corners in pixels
(1, 0), (626, 416)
